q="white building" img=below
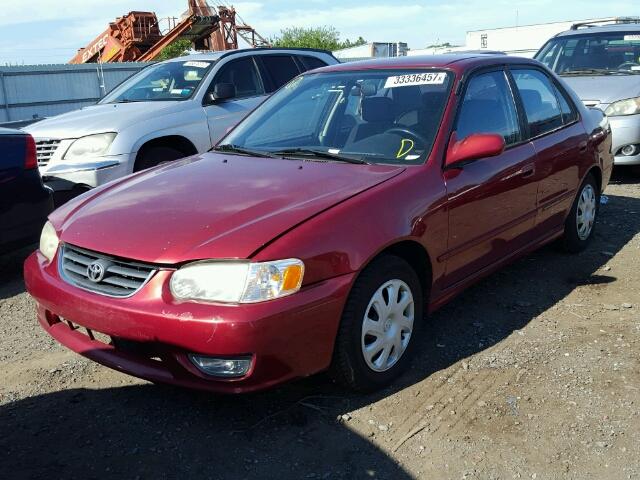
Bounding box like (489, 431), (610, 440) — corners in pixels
(333, 42), (408, 60)
(408, 17), (615, 58)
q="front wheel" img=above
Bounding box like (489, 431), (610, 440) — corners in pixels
(330, 255), (423, 391)
(560, 173), (599, 253)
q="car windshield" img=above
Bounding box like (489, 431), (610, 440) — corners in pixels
(219, 69), (453, 165)
(536, 31), (640, 75)
(100, 60), (215, 103)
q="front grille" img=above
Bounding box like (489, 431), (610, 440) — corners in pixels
(35, 139), (61, 167)
(60, 244), (156, 298)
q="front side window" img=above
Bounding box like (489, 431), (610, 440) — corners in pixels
(456, 70), (520, 146)
(211, 57), (264, 99)
(221, 69), (454, 165)
(511, 69), (564, 137)
(101, 60), (215, 103)
(536, 32), (640, 75)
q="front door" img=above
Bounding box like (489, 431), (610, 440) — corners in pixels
(204, 56), (268, 145)
(443, 69), (539, 288)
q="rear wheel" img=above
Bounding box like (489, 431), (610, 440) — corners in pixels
(134, 146), (186, 172)
(330, 255), (423, 391)
(560, 173), (599, 253)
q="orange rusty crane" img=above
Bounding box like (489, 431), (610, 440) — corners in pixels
(69, 1), (269, 64)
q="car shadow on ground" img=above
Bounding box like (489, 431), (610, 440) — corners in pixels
(1, 173), (640, 479)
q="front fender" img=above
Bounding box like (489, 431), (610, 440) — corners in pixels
(251, 167), (449, 293)
(115, 108), (211, 156)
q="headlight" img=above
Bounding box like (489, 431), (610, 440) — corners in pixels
(170, 259), (305, 303)
(63, 133), (116, 160)
(39, 221), (59, 263)
(605, 97), (640, 117)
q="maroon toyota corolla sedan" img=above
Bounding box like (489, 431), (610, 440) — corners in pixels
(25, 55), (613, 393)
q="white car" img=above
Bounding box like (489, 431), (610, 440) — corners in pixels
(25, 48), (337, 193)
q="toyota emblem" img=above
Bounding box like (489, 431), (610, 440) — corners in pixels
(87, 261), (106, 283)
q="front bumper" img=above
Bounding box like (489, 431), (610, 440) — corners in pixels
(608, 114), (640, 165)
(24, 251), (354, 393)
(40, 155), (132, 191)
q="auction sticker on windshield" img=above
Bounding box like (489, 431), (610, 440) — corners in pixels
(184, 61), (211, 69)
(384, 72), (447, 88)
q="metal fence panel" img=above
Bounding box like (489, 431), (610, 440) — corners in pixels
(0, 63), (150, 123)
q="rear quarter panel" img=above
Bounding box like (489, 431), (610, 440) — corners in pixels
(555, 74), (613, 190)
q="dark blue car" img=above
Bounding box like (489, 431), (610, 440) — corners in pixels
(0, 128), (53, 253)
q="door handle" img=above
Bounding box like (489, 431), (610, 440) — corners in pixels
(579, 141), (588, 153)
(520, 164), (535, 178)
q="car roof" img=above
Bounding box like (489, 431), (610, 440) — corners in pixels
(555, 23), (640, 38)
(166, 47), (335, 63)
(315, 54), (539, 74)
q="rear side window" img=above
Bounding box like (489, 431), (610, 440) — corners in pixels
(298, 55), (328, 71)
(261, 55), (301, 91)
(511, 69), (564, 137)
(213, 57), (264, 99)
(554, 85), (578, 124)
(456, 70), (521, 146)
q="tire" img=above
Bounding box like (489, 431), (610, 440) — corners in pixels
(134, 146), (186, 172)
(560, 173), (599, 253)
(330, 255), (424, 391)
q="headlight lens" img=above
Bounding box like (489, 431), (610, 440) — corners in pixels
(170, 259), (305, 303)
(39, 221), (59, 263)
(63, 132), (116, 160)
(605, 97), (640, 117)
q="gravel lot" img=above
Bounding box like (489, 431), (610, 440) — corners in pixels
(1, 171), (639, 480)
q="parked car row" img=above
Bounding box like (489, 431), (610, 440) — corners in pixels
(24, 51), (613, 393)
(535, 20), (640, 169)
(24, 48), (337, 195)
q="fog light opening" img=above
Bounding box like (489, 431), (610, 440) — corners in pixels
(620, 144), (639, 156)
(189, 354), (252, 378)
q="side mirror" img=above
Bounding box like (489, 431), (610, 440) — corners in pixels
(445, 132), (505, 168)
(211, 82), (235, 101)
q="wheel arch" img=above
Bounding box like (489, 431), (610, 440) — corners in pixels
(586, 165), (602, 193)
(134, 135), (198, 169)
(362, 239), (433, 306)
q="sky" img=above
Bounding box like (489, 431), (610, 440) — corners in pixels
(0, 0), (638, 64)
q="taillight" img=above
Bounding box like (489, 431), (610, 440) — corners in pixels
(24, 134), (37, 170)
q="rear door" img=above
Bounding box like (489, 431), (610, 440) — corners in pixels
(443, 69), (539, 287)
(509, 67), (587, 235)
(203, 56), (267, 144)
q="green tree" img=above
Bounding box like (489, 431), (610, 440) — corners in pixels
(156, 39), (192, 61)
(271, 26), (366, 51)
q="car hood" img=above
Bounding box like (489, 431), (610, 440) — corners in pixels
(561, 75), (640, 105)
(51, 153), (405, 264)
(24, 101), (190, 139)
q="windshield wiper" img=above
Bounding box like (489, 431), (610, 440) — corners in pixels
(109, 98), (145, 104)
(561, 68), (618, 76)
(272, 148), (369, 164)
(211, 144), (280, 158)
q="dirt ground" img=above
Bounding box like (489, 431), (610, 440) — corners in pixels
(1, 170), (639, 480)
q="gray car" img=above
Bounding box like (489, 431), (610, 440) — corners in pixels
(24, 48), (337, 193)
(535, 19), (640, 168)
